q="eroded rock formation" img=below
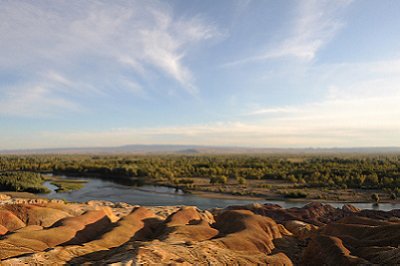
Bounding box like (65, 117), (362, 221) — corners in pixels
(0, 198), (399, 264)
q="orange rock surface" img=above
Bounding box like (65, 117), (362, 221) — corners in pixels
(0, 200), (398, 264)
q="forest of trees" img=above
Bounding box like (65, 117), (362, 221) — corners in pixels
(1, 154), (399, 190)
(0, 171), (50, 193)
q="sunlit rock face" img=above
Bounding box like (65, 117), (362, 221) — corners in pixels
(226, 202), (400, 225)
(0, 199), (399, 264)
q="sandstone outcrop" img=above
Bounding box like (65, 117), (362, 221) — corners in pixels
(0, 209), (25, 232)
(226, 202), (400, 225)
(299, 216), (400, 265)
(0, 198), (398, 264)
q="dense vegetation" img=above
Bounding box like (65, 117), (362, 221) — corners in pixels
(0, 171), (51, 193)
(1, 154), (399, 192)
(50, 181), (85, 193)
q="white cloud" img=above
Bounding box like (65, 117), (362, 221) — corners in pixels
(138, 28), (195, 93)
(16, 56), (399, 147)
(1, 85), (79, 117)
(236, 57), (400, 147)
(2, 1), (398, 150)
(244, 107), (299, 116)
(270, 0), (348, 60)
(0, 1), (220, 117)
(227, 0), (351, 65)
(31, 101), (399, 149)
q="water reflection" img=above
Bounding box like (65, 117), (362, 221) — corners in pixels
(40, 174), (400, 211)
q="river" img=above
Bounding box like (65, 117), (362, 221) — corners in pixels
(39, 174), (400, 211)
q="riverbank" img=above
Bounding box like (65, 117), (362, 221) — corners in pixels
(188, 187), (399, 204)
(45, 172), (400, 204)
(4, 153), (399, 205)
(162, 176), (400, 204)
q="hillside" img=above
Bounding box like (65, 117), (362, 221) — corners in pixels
(0, 195), (399, 264)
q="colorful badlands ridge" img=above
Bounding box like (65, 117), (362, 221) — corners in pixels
(0, 195), (399, 264)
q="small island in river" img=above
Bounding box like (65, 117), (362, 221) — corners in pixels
(1, 153), (399, 205)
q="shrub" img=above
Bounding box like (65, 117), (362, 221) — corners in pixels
(186, 184), (197, 190)
(283, 190), (309, 198)
(210, 175), (227, 185)
(286, 174), (298, 183)
(371, 193), (379, 202)
(237, 177), (246, 185)
(179, 178), (194, 184)
(232, 190), (245, 196)
(390, 192), (397, 200)
(257, 184), (272, 188)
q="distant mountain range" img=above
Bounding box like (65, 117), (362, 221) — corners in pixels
(1, 145), (400, 155)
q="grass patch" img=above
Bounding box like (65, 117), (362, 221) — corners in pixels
(178, 178), (194, 184)
(257, 184), (272, 188)
(232, 190), (245, 196)
(0, 171), (51, 194)
(283, 190), (309, 198)
(50, 181), (85, 193)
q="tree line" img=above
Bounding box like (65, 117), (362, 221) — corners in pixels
(1, 154), (399, 190)
(0, 171), (50, 193)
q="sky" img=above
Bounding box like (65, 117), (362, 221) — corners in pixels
(1, 0), (400, 150)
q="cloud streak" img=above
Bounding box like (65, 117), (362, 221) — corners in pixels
(1, 85), (80, 117)
(227, 0), (351, 66)
(1, 1), (399, 150)
(32, 110), (397, 149)
(32, 79), (400, 150)
(248, 58), (400, 119)
(0, 1), (220, 117)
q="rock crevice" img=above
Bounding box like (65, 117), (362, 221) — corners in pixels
(0, 200), (398, 264)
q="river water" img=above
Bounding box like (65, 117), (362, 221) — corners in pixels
(39, 174), (400, 211)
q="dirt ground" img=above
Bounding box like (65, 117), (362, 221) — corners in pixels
(1, 176), (398, 205)
(172, 177), (400, 204)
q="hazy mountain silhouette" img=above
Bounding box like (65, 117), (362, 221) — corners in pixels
(1, 145), (400, 155)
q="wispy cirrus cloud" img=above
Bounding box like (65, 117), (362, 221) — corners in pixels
(265, 0), (350, 61)
(1, 85), (80, 117)
(227, 0), (351, 66)
(243, 107), (299, 116)
(0, 1), (220, 117)
(27, 58), (399, 149)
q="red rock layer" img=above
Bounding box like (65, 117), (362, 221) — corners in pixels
(0, 201), (398, 264)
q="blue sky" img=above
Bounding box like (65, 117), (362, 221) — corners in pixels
(1, 0), (400, 150)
